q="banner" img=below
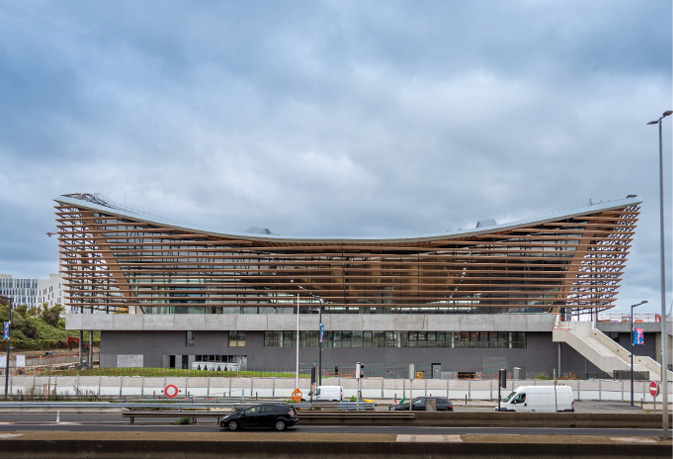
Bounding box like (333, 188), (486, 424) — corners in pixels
(319, 323), (324, 342)
(15, 355), (25, 368)
(633, 328), (645, 346)
(2, 322), (8, 340)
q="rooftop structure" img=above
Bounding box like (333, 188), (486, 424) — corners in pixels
(55, 194), (640, 316)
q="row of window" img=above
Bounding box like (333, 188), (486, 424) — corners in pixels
(186, 331), (247, 347)
(184, 330), (526, 349)
(264, 331), (526, 348)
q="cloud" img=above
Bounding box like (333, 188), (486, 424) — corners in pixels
(0, 0), (670, 315)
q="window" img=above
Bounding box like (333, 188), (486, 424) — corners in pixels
(186, 331), (195, 347)
(229, 331), (246, 347)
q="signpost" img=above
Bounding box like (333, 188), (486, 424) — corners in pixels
(649, 381), (659, 397)
(497, 369), (506, 411)
(15, 355), (25, 374)
(408, 364), (414, 411)
(649, 381), (659, 412)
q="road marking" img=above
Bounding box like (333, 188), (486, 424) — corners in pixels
(610, 437), (657, 443)
(396, 434), (463, 443)
(0, 434), (22, 439)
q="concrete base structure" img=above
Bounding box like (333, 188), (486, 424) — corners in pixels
(0, 433), (669, 459)
(65, 313), (663, 379)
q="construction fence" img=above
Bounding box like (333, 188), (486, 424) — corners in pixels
(5, 375), (672, 404)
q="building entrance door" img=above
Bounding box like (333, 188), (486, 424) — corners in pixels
(432, 363), (441, 379)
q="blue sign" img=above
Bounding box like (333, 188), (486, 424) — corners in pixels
(319, 324), (324, 343)
(3, 322), (8, 340)
(633, 328), (644, 346)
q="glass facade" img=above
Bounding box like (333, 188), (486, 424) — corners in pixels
(264, 330), (526, 348)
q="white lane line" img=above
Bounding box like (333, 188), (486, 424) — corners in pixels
(610, 437), (657, 443)
(396, 434), (463, 443)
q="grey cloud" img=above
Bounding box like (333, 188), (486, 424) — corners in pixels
(0, 0), (670, 316)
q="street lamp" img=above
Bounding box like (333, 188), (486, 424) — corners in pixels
(630, 300), (648, 407)
(4, 297), (12, 400)
(647, 110), (671, 440)
(291, 281), (326, 388)
(292, 282), (325, 386)
(318, 297), (324, 386)
(295, 293), (299, 391)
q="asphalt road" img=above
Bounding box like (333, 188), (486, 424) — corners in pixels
(0, 413), (669, 438)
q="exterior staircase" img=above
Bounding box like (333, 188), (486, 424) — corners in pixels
(552, 318), (672, 381)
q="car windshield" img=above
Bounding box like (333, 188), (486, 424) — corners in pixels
(502, 391), (517, 403)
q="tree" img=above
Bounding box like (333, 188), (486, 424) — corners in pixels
(40, 303), (64, 328)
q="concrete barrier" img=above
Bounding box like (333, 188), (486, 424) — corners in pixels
(0, 439), (668, 458)
(411, 412), (673, 429)
(117, 408), (670, 430)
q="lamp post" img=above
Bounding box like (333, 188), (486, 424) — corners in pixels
(295, 293), (299, 390)
(630, 300), (648, 406)
(648, 110), (672, 439)
(318, 297), (324, 386)
(292, 281), (325, 386)
(4, 297), (12, 400)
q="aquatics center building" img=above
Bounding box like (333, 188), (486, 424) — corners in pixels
(57, 193), (658, 378)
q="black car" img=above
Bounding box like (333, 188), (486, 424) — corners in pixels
(219, 404), (299, 431)
(388, 396), (453, 411)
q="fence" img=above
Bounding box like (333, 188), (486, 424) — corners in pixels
(5, 375), (672, 404)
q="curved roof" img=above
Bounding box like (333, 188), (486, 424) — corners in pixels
(55, 193), (643, 244)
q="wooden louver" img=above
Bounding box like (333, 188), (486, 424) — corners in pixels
(54, 194), (640, 315)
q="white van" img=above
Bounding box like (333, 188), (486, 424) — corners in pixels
(497, 385), (574, 412)
(302, 385), (344, 402)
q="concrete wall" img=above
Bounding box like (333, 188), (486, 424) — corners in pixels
(100, 330), (589, 376)
(67, 313), (558, 332)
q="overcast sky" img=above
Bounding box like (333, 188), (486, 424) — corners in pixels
(0, 1), (671, 315)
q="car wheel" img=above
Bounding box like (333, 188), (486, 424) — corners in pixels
(273, 420), (286, 431)
(228, 420), (239, 431)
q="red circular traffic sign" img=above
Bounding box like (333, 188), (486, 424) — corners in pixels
(649, 381), (659, 397)
(165, 384), (179, 398)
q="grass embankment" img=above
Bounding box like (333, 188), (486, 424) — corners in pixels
(0, 303), (100, 350)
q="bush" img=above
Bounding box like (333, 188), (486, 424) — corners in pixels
(40, 304), (64, 327)
(175, 417), (193, 425)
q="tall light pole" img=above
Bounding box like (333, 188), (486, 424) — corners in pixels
(295, 293), (299, 390)
(647, 110), (672, 440)
(318, 297), (324, 386)
(292, 281), (325, 386)
(630, 300), (648, 407)
(4, 297), (12, 400)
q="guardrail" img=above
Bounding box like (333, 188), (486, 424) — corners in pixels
(0, 400), (249, 411)
(122, 407), (393, 425)
(119, 409), (670, 429)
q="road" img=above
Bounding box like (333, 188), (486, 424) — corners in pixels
(0, 413), (669, 438)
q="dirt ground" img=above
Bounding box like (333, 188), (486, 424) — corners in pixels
(19, 347), (99, 359)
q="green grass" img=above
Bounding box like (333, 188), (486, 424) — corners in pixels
(42, 367), (304, 378)
(0, 303), (100, 350)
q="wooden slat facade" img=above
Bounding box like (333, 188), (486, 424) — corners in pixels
(54, 195), (640, 314)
